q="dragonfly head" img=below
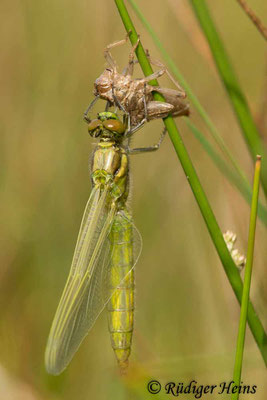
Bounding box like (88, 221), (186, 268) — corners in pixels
(88, 112), (126, 140)
(94, 69), (113, 98)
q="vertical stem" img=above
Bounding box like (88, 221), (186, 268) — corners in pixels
(232, 156), (261, 400)
(128, 0), (251, 189)
(236, 0), (267, 41)
(190, 0), (267, 198)
(114, 0), (267, 366)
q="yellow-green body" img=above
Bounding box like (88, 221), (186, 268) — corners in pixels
(92, 140), (134, 369)
(107, 213), (134, 369)
(91, 140), (129, 204)
(45, 113), (141, 376)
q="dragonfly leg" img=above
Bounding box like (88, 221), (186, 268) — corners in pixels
(123, 37), (140, 77)
(110, 83), (132, 131)
(122, 59), (139, 76)
(124, 82), (149, 138)
(124, 118), (147, 139)
(143, 82), (148, 120)
(145, 49), (186, 97)
(83, 95), (100, 122)
(127, 127), (167, 154)
(143, 69), (166, 83)
(105, 100), (112, 111)
(104, 32), (132, 72)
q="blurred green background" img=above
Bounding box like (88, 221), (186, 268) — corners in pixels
(0, 0), (266, 398)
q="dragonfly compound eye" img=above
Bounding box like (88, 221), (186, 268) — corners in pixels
(88, 119), (102, 137)
(103, 119), (125, 135)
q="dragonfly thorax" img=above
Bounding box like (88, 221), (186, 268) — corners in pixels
(91, 140), (129, 205)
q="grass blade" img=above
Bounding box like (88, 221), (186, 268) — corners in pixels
(114, 0), (267, 366)
(127, 0), (267, 229)
(189, 0), (267, 198)
(232, 156), (261, 400)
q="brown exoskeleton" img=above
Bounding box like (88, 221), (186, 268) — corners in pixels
(84, 35), (190, 132)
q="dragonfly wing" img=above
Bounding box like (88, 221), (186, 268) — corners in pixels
(45, 185), (116, 375)
(45, 192), (142, 375)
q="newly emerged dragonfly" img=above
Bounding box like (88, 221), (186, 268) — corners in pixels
(45, 111), (166, 375)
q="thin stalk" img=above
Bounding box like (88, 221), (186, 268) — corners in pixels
(189, 0), (267, 198)
(127, 0), (251, 189)
(236, 0), (267, 42)
(114, 0), (267, 365)
(186, 119), (267, 226)
(232, 156), (261, 400)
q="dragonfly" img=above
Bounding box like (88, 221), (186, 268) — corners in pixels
(45, 111), (166, 375)
(84, 35), (189, 131)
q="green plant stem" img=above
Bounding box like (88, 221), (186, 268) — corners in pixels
(186, 119), (267, 226)
(114, 0), (267, 366)
(232, 156), (261, 400)
(189, 0), (267, 198)
(127, 0), (251, 192)
(128, 0), (267, 223)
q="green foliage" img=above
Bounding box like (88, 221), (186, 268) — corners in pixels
(115, 0), (267, 365)
(190, 0), (267, 198)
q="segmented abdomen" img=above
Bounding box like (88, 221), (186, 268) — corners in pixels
(107, 211), (134, 370)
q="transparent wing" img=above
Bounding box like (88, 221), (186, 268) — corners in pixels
(45, 185), (114, 374)
(45, 188), (142, 375)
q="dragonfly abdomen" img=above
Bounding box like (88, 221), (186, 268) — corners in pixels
(107, 211), (134, 370)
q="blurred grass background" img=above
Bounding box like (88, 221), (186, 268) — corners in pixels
(0, 0), (266, 398)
